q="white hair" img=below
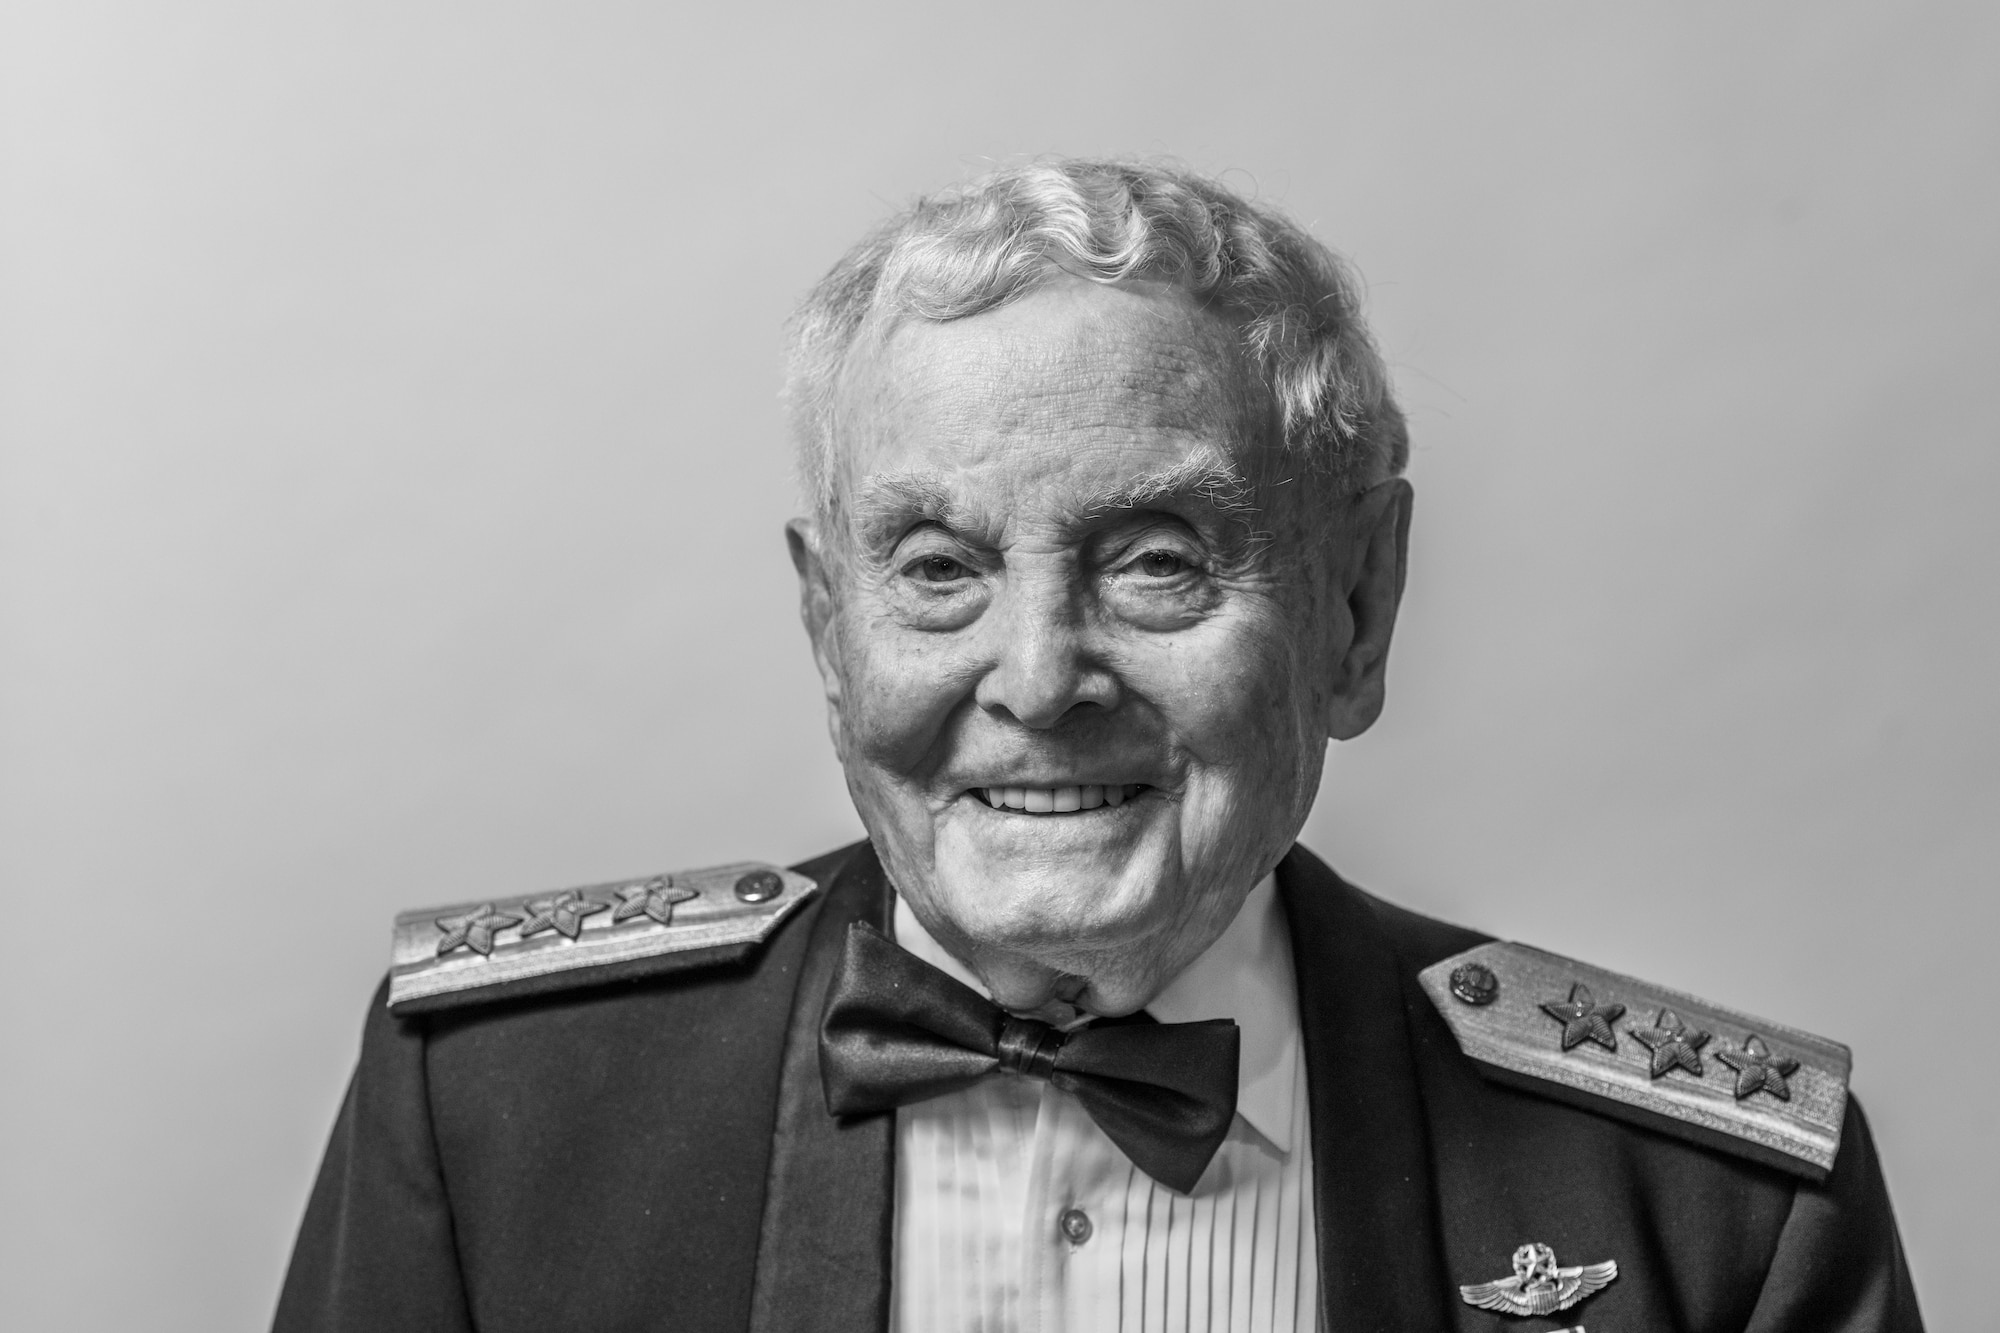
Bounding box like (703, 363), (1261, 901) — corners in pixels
(785, 158), (1408, 519)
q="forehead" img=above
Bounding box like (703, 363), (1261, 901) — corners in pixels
(829, 278), (1272, 521)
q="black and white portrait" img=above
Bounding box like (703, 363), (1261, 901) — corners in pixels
(4, 6), (1992, 1331)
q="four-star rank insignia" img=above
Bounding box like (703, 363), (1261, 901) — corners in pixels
(1628, 1007), (1711, 1079)
(1540, 982), (1626, 1051)
(1460, 1242), (1617, 1318)
(1716, 1033), (1801, 1101)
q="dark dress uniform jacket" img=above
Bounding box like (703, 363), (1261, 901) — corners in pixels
(275, 842), (1922, 1332)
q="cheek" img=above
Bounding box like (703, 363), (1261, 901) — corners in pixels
(1149, 615), (1315, 760)
(833, 606), (974, 774)
(1144, 615), (1327, 837)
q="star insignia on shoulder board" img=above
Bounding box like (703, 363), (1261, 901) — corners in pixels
(434, 904), (523, 957)
(1628, 1007), (1711, 1079)
(1715, 1033), (1801, 1101)
(518, 890), (609, 941)
(1460, 1241), (1618, 1317)
(612, 876), (698, 927)
(1540, 982), (1626, 1052)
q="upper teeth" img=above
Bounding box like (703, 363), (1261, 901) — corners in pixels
(981, 785), (1133, 812)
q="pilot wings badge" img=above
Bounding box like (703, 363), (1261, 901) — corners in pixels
(1459, 1241), (1618, 1317)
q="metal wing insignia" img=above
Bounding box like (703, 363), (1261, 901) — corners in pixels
(1460, 1247), (1618, 1317)
(1456, 1275), (1531, 1314)
(1553, 1259), (1619, 1311)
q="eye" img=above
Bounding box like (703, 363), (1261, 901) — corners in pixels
(1134, 549), (1191, 578)
(914, 553), (972, 583)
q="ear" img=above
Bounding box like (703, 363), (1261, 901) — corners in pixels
(1324, 478), (1413, 741)
(785, 517), (845, 723)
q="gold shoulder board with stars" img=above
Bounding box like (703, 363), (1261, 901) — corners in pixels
(1420, 942), (1852, 1181)
(385, 861), (818, 1016)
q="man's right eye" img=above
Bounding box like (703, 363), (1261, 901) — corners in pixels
(913, 554), (971, 583)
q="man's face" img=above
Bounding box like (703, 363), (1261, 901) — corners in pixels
(789, 276), (1408, 1016)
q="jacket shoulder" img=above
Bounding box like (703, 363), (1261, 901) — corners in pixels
(383, 848), (850, 1017)
(1415, 936), (1852, 1181)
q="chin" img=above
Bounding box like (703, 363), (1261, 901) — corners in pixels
(939, 861), (1178, 956)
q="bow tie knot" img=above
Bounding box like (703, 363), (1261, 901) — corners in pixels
(818, 921), (1240, 1193)
(995, 1014), (1066, 1078)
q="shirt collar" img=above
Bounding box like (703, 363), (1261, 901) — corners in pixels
(890, 873), (1302, 1155)
(1143, 874), (1300, 1154)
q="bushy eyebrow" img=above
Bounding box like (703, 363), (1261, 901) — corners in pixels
(850, 472), (978, 537)
(1077, 450), (1257, 522)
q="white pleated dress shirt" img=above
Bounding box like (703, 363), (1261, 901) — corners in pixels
(889, 876), (1318, 1333)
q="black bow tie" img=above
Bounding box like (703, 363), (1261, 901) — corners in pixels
(818, 921), (1240, 1193)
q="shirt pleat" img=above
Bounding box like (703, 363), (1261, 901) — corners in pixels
(1184, 1170), (1212, 1333)
(1273, 1135), (1300, 1333)
(1211, 1162), (1237, 1333)
(1114, 1167), (1132, 1333)
(951, 1099), (971, 1333)
(892, 1073), (1316, 1333)
(1288, 1066), (1317, 1328)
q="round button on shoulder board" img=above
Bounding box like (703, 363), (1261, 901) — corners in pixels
(1058, 1208), (1092, 1245)
(1450, 962), (1499, 1006)
(734, 870), (784, 903)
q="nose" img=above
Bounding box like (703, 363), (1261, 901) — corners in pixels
(972, 571), (1118, 730)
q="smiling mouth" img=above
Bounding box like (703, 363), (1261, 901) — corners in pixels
(971, 784), (1149, 813)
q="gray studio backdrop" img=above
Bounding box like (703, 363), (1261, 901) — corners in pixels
(3, 3), (1995, 1330)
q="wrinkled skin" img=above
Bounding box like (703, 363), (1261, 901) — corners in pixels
(788, 276), (1411, 1017)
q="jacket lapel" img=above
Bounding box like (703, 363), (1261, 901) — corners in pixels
(748, 843), (896, 1333)
(1279, 844), (1457, 1332)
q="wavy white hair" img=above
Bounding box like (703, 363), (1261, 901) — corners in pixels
(785, 158), (1407, 519)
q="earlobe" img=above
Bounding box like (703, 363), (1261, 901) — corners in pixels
(785, 517), (845, 712)
(1326, 479), (1413, 741)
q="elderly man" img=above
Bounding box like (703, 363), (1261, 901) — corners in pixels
(275, 161), (1920, 1333)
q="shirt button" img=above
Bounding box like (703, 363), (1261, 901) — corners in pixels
(1058, 1207), (1093, 1246)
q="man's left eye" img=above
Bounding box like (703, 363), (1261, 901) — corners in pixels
(1134, 550), (1191, 578)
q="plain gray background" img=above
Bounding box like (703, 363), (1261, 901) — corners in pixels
(3, 3), (1995, 1330)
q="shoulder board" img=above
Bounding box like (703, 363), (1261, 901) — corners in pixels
(1419, 941), (1851, 1181)
(386, 861), (818, 1016)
